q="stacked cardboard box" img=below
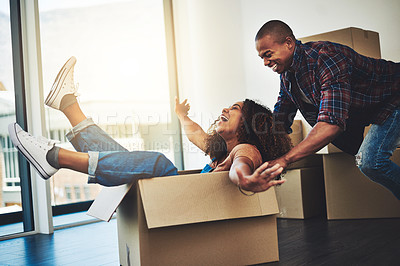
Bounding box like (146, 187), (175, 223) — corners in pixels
(275, 120), (326, 219)
(275, 167), (325, 219)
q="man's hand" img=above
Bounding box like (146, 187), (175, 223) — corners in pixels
(236, 162), (285, 193)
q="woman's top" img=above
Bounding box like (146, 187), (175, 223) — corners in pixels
(201, 157), (217, 173)
(201, 144), (263, 173)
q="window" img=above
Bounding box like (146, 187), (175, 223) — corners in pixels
(0, 2), (21, 221)
(0, 0), (34, 236)
(83, 186), (91, 200)
(1, 136), (20, 189)
(64, 186), (72, 201)
(38, 0), (180, 225)
(73, 186), (81, 200)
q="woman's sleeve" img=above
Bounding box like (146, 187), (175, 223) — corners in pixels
(230, 144), (263, 171)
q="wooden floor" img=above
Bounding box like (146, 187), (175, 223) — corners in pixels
(0, 216), (399, 265)
(0, 219), (119, 266)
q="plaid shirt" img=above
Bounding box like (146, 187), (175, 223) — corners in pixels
(274, 40), (400, 132)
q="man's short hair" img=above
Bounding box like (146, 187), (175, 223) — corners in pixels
(255, 20), (295, 43)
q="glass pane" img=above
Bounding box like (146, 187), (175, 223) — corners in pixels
(0, 0), (24, 236)
(38, 0), (173, 217)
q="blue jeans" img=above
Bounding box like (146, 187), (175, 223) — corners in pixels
(65, 118), (178, 186)
(356, 108), (400, 200)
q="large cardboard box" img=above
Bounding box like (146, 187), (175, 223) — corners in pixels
(323, 151), (400, 219)
(87, 171), (280, 265)
(276, 167), (325, 219)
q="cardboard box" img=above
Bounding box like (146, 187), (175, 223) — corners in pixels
(300, 121), (343, 154)
(287, 120), (323, 169)
(288, 120), (303, 147)
(277, 120), (325, 219)
(87, 171), (280, 265)
(299, 27), (381, 154)
(323, 151), (400, 220)
(300, 27), (381, 60)
(276, 167), (325, 219)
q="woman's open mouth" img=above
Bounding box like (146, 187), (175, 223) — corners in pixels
(220, 114), (229, 122)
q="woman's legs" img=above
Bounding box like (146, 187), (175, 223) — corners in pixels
(54, 98), (178, 184)
(54, 97), (178, 185)
(62, 102), (87, 128)
(25, 56), (178, 185)
(57, 148), (177, 186)
(56, 99), (177, 185)
(65, 118), (128, 153)
(45, 56), (127, 153)
(9, 122), (178, 185)
(58, 148), (90, 174)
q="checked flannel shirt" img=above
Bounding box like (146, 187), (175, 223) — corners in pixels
(274, 40), (400, 134)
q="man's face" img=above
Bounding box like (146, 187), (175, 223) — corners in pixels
(255, 34), (295, 74)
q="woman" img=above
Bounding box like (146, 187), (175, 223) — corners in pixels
(9, 57), (291, 193)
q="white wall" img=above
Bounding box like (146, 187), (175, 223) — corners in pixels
(173, 0), (400, 169)
(173, 0), (247, 169)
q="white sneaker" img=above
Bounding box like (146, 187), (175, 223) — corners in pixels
(45, 56), (78, 110)
(8, 123), (58, 180)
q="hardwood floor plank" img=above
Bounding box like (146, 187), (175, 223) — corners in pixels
(1, 216), (399, 265)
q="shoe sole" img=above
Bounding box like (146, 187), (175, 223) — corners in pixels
(45, 56), (77, 108)
(8, 123), (52, 180)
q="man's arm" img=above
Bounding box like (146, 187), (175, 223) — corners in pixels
(244, 121), (343, 193)
(274, 121), (343, 168)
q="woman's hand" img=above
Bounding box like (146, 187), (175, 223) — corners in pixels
(235, 162), (285, 193)
(230, 157), (285, 193)
(174, 97), (208, 152)
(175, 97), (190, 119)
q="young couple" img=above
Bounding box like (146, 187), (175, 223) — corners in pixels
(9, 56), (291, 193)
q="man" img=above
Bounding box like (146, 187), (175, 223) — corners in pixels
(237, 20), (400, 199)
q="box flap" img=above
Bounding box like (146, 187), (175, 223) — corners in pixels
(86, 183), (133, 221)
(138, 171), (279, 229)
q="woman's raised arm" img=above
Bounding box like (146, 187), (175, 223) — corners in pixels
(175, 97), (208, 153)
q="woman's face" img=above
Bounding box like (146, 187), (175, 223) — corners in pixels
(216, 101), (244, 140)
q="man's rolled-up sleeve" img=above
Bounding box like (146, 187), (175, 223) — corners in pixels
(317, 52), (352, 131)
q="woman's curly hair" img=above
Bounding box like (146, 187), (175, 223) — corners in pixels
(205, 99), (292, 163)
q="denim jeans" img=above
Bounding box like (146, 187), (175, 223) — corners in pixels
(65, 118), (178, 186)
(356, 108), (400, 200)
